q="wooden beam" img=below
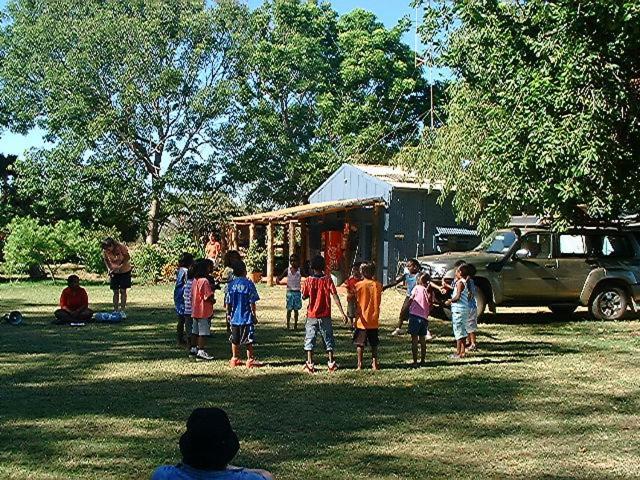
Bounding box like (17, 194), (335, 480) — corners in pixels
(300, 219), (309, 262)
(288, 221), (296, 260)
(266, 222), (275, 286)
(231, 226), (238, 251)
(249, 223), (256, 245)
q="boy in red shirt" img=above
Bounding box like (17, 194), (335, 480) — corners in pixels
(191, 259), (216, 361)
(354, 262), (383, 370)
(301, 255), (348, 374)
(343, 262), (363, 329)
(54, 275), (93, 324)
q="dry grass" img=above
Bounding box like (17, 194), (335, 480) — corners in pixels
(0, 280), (639, 479)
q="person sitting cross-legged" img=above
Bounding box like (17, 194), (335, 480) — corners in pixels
(53, 275), (94, 324)
(151, 408), (273, 480)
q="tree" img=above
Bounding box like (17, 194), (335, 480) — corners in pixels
(12, 146), (149, 240)
(398, 0), (640, 234)
(220, 0), (430, 208)
(0, 0), (241, 243)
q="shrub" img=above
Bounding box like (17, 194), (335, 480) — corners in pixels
(244, 240), (267, 273)
(130, 243), (168, 285)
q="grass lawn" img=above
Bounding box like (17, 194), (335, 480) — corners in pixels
(0, 280), (639, 480)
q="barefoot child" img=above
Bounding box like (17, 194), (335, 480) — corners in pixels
(408, 272), (433, 367)
(465, 263), (479, 351)
(191, 259), (216, 361)
(384, 259), (425, 337)
(301, 255), (348, 373)
(277, 254), (302, 330)
(227, 261), (263, 368)
(354, 262), (383, 370)
(344, 262), (363, 328)
(445, 264), (473, 359)
(174, 253), (194, 346)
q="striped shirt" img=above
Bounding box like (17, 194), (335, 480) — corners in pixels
(183, 278), (194, 316)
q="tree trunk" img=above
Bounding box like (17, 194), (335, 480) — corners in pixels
(146, 196), (161, 244)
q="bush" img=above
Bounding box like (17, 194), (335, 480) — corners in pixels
(244, 240), (267, 273)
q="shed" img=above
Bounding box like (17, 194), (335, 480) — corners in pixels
(230, 164), (476, 285)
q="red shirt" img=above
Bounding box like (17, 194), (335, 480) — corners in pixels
(301, 274), (337, 319)
(191, 278), (214, 319)
(60, 287), (89, 311)
(345, 276), (361, 301)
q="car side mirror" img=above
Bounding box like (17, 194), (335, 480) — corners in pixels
(514, 249), (530, 260)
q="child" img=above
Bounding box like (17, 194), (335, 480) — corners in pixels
(384, 258), (431, 338)
(407, 272), (433, 367)
(301, 255), (349, 374)
(191, 259), (216, 361)
(344, 262), (363, 328)
(222, 250), (242, 334)
(354, 262), (383, 370)
(465, 263), (479, 351)
(277, 254), (302, 330)
(227, 260), (262, 368)
(445, 264), (473, 359)
(184, 262), (197, 358)
(174, 253), (194, 346)
(53, 275), (94, 324)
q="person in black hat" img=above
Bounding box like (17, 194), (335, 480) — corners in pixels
(151, 408), (273, 480)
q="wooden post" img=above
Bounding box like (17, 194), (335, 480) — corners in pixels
(300, 219), (309, 262)
(372, 204), (382, 277)
(266, 222), (275, 286)
(230, 225), (238, 251)
(249, 223), (256, 245)
(288, 221), (297, 260)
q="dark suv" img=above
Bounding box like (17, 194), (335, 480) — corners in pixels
(418, 224), (640, 321)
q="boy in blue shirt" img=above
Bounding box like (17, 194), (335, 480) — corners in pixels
(226, 260), (263, 368)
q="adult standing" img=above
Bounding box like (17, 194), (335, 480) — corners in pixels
(205, 233), (222, 266)
(101, 237), (132, 317)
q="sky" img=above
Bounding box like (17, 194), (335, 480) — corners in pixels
(0, 0), (425, 157)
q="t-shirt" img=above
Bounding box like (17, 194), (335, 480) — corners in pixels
(183, 279), (194, 316)
(151, 464), (270, 480)
(227, 277), (260, 326)
(301, 274), (337, 319)
(466, 278), (478, 310)
(345, 276), (361, 301)
(191, 278), (214, 319)
(59, 287), (89, 311)
(286, 267), (301, 291)
(205, 241), (222, 259)
(404, 269), (418, 297)
(355, 278), (383, 330)
(174, 267), (188, 315)
(409, 284), (431, 319)
(103, 243), (131, 273)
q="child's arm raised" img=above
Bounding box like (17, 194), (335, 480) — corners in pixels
(445, 282), (464, 306)
(382, 274), (404, 291)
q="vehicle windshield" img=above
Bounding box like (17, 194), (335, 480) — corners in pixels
(475, 230), (518, 254)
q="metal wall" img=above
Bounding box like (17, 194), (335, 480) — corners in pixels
(309, 164), (392, 203)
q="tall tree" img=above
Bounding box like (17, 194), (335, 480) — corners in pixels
(399, 0), (640, 233)
(0, 0), (240, 243)
(220, 0), (429, 208)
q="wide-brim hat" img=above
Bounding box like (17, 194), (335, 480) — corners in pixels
(179, 408), (240, 470)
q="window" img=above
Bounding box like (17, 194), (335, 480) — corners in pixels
(521, 233), (552, 259)
(586, 234), (632, 258)
(559, 235), (586, 257)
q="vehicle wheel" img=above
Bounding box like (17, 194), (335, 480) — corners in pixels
(548, 305), (577, 316)
(430, 305), (452, 321)
(589, 286), (628, 320)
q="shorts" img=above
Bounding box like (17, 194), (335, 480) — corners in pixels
(451, 306), (469, 340)
(347, 299), (357, 318)
(286, 290), (302, 311)
(467, 308), (478, 333)
(192, 318), (211, 336)
(353, 328), (380, 348)
(408, 314), (428, 337)
(304, 317), (335, 352)
(230, 324), (255, 345)
(110, 271), (132, 290)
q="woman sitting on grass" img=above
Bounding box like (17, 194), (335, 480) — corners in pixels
(53, 275), (93, 324)
(151, 408), (273, 480)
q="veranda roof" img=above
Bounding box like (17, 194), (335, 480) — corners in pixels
(232, 197), (385, 224)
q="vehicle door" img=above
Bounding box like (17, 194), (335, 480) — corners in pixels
(553, 233), (598, 302)
(501, 232), (557, 302)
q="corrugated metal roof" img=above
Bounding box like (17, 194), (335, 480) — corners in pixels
(435, 227), (479, 236)
(232, 197), (385, 224)
(354, 164), (443, 191)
